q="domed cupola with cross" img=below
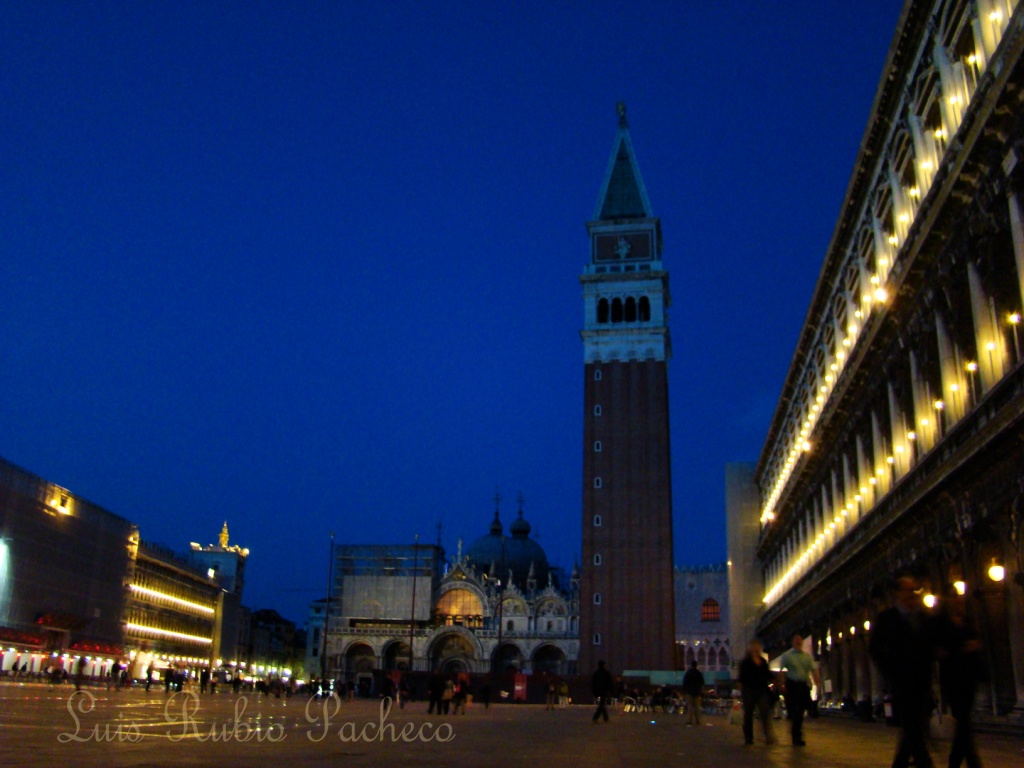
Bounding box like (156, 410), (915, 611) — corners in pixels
(464, 491), (549, 591)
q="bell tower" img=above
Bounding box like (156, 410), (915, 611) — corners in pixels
(579, 104), (675, 675)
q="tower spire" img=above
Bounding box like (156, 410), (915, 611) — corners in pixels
(593, 104), (653, 221)
(219, 521), (229, 548)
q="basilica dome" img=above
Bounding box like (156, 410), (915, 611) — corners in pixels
(465, 509), (549, 589)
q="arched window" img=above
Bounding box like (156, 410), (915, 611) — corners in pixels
(593, 514), (602, 527)
(593, 441), (602, 452)
(506, 620), (514, 632)
(701, 598), (721, 622)
(593, 593), (602, 605)
(597, 298), (609, 324)
(594, 477), (602, 489)
(593, 553), (602, 566)
(625, 297), (637, 322)
(593, 633), (602, 645)
(639, 296), (651, 321)
(611, 298), (623, 323)
(436, 588), (484, 622)
(593, 404), (602, 416)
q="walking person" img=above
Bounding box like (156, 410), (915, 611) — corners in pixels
(73, 658), (86, 692)
(870, 574), (937, 768)
(738, 639), (775, 745)
(427, 669), (444, 714)
(778, 633), (819, 746)
(681, 660), (705, 726)
(937, 596), (985, 768)
(591, 660), (613, 723)
(546, 680), (557, 710)
(441, 677), (455, 715)
(557, 679), (569, 709)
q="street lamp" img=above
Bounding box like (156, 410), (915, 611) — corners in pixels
(987, 559), (1005, 582)
(322, 532), (334, 681)
(408, 534), (419, 673)
(493, 534), (507, 676)
(1009, 313), (1021, 360)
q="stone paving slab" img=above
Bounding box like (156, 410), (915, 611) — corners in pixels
(1, 684), (1023, 767)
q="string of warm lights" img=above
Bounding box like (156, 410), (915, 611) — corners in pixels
(125, 623), (212, 644)
(129, 584), (215, 615)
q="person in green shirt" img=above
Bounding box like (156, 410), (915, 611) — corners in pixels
(778, 634), (820, 746)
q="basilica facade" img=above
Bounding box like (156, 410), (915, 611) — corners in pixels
(323, 503), (579, 681)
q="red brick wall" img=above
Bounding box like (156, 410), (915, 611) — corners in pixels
(579, 359), (676, 676)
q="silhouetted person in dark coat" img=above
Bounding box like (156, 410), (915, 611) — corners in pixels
(591, 660), (613, 723)
(427, 670), (445, 715)
(870, 575), (937, 768)
(937, 596), (985, 768)
(738, 639), (775, 745)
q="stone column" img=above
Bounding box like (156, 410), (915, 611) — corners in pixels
(853, 633), (869, 703)
(1002, 530), (1024, 714)
(1007, 181), (1024, 313)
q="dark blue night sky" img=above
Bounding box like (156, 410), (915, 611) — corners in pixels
(3, 1), (904, 624)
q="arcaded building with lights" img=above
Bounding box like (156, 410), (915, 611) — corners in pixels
(0, 456), (249, 681)
(732, 0), (1024, 718)
(124, 540), (223, 677)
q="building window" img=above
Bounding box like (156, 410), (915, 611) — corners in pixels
(639, 296), (651, 322)
(594, 369), (602, 381)
(593, 404), (602, 416)
(597, 298), (609, 324)
(611, 298), (623, 323)
(593, 633), (601, 645)
(547, 620), (554, 632)
(594, 441), (602, 452)
(594, 477), (602, 489)
(625, 296), (637, 322)
(593, 593), (602, 605)
(507, 620), (514, 632)
(593, 514), (602, 527)
(701, 598), (721, 622)
(593, 553), (602, 566)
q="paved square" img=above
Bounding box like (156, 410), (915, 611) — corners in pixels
(1, 683), (1022, 767)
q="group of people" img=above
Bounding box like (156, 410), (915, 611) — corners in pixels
(426, 671), (473, 715)
(871, 574), (985, 768)
(544, 679), (571, 709)
(733, 574), (985, 768)
(736, 635), (815, 746)
(586, 573), (986, 768)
